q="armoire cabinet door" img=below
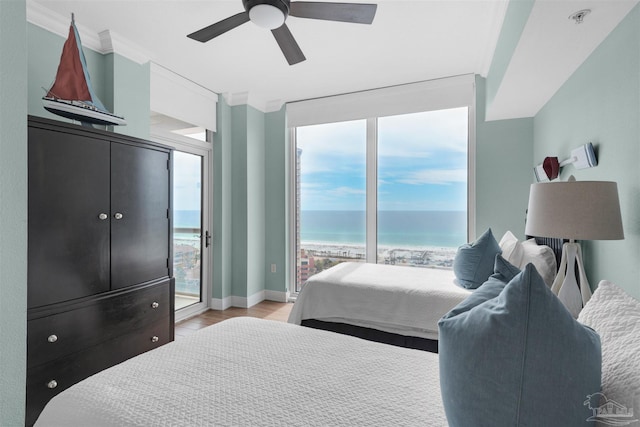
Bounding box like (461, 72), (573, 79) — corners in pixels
(28, 128), (111, 308)
(110, 143), (170, 289)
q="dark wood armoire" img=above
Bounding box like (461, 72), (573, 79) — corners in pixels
(26, 116), (175, 426)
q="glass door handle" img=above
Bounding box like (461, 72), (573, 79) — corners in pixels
(205, 231), (211, 248)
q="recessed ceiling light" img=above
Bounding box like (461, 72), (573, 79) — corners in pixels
(569, 9), (591, 24)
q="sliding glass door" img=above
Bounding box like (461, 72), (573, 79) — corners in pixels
(150, 111), (212, 321)
(173, 151), (204, 310)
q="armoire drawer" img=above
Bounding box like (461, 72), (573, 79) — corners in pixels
(27, 280), (171, 368)
(26, 318), (171, 426)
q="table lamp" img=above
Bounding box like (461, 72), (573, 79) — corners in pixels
(525, 177), (624, 318)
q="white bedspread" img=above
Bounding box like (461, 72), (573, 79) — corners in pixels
(35, 317), (447, 427)
(289, 262), (471, 340)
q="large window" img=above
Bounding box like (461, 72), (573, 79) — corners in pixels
(293, 107), (469, 292)
(377, 109), (468, 266)
(295, 120), (367, 288)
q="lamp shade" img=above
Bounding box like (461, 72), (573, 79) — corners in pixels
(525, 180), (624, 241)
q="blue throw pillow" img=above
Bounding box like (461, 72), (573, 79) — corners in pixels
(444, 253), (520, 319)
(453, 228), (501, 289)
(438, 264), (602, 427)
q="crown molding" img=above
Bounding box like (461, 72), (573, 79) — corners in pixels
(99, 30), (150, 64)
(264, 99), (285, 113)
(26, 0), (102, 52)
(27, 0), (149, 64)
(224, 92), (284, 113)
(224, 92), (250, 107)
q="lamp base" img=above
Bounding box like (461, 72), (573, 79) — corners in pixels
(551, 242), (592, 318)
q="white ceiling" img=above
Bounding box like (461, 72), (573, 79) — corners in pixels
(486, 0), (639, 120)
(27, 0), (638, 117)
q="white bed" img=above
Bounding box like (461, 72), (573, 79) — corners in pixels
(288, 234), (562, 350)
(34, 280), (639, 427)
(288, 262), (471, 345)
(35, 317), (447, 427)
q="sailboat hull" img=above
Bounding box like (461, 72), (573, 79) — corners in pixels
(43, 98), (127, 126)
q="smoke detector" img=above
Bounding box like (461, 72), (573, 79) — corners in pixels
(569, 9), (591, 24)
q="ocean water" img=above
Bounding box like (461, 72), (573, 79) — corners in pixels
(174, 210), (201, 229)
(301, 210), (466, 249)
(173, 210), (467, 249)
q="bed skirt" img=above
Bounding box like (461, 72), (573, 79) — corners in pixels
(301, 319), (439, 352)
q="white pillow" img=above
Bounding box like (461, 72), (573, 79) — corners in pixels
(578, 280), (640, 419)
(498, 231), (524, 267)
(498, 232), (556, 287)
(521, 239), (557, 288)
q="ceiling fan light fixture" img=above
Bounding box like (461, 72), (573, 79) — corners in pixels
(250, 4), (286, 29)
(188, 0), (376, 65)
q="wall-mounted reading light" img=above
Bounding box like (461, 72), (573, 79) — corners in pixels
(534, 143), (598, 182)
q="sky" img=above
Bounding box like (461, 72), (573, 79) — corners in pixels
(297, 107), (468, 211)
(173, 150), (202, 211)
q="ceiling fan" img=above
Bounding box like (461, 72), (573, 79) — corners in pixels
(187, 0), (377, 65)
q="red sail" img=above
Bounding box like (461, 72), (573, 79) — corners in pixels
(46, 25), (91, 102)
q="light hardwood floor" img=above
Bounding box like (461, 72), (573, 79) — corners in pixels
(174, 301), (294, 339)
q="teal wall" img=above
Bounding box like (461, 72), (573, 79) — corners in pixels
(533, 4), (640, 299)
(213, 98), (233, 301)
(227, 104), (267, 299)
(246, 106), (266, 297)
(213, 101), (288, 302)
(231, 106), (249, 297)
(105, 53), (150, 139)
(265, 107), (290, 293)
(0, 0), (28, 424)
(475, 76), (534, 241)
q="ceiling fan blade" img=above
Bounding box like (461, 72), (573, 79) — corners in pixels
(272, 24), (306, 65)
(187, 12), (250, 42)
(289, 2), (377, 24)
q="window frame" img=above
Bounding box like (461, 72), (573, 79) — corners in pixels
(287, 75), (476, 300)
(288, 105), (476, 296)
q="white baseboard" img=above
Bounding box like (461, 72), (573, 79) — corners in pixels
(210, 296), (232, 310)
(211, 291), (265, 309)
(265, 290), (290, 303)
(210, 290), (290, 310)
(235, 291), (265, 308)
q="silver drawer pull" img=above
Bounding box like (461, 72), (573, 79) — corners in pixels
(98, 213), (108, 220)
(47, 334), (58, 343)
(47, 380), (58, 389)
(151, 336), (159, 343)
(114, 212), (123, 220)
(151, 302), (159, 309)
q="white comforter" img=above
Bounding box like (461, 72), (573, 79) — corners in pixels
(289, 262), (471, 340)
(35, 317), (447, 426)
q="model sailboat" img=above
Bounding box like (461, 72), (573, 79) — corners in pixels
(43, 14), (126, 127)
